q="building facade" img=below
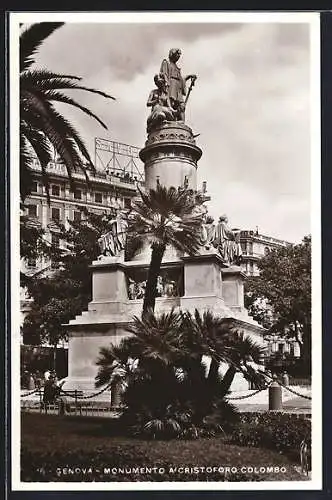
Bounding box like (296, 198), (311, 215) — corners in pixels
(20, 156), (142, 344)
(239, 229), (290, 276)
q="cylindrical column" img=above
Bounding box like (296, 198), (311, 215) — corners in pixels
(140, 122), (202, 191)
(133, 122), (202, 262)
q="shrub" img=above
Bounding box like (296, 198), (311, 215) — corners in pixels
(120, 400), (239, 440)
(229, 412), (311, 463)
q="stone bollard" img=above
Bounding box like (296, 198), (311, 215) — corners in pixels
(269, 381), (282, 411)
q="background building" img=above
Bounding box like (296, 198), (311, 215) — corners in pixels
(21, 139), (144, 345)
(237, 229), (302, 372)
(239, 229), (290, 276)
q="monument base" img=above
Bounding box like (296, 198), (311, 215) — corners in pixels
(65, 252), (265, 394)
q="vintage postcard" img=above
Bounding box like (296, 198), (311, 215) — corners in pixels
(10, 11), (321, 491)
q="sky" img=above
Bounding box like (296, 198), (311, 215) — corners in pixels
(29, 18), (315, 243)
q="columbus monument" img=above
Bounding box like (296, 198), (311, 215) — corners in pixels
(65, 48), (265, 398)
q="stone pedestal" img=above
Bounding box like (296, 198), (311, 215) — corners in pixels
(65, 254), (264, 393)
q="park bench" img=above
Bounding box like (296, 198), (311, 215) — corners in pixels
(41, 389), (84, 414)
(59, 389), (84, 403)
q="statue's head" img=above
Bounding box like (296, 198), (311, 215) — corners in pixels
(153, 74), (160, 86)
(154, 73), (168, 90)
(169, 48), (181, 62)
(219, 214), (228, 223)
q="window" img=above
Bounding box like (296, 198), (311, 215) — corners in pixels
(74, 189), (82, 200)
(31, 181), (38, 193)
(51, 207), (60, 221)
(95, 192), (103, 204)
(124, 197), (131, 209)
(51, 185), (60, 197)
(27, 205), (37, 218)
(73, 210), (81, 222)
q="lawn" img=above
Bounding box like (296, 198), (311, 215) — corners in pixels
(21, 413), (307, 482)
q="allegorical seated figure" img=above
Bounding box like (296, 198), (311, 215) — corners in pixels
(146, 74), (177, 133)
(213, 214), (242, 265)
(97, 213), (127, 258)
(199, 215), (217, 250)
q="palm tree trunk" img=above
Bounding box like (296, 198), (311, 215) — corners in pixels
(219, 365), (237, 398)
(143, 243), (166, 315)
(207, 358), (219, 386)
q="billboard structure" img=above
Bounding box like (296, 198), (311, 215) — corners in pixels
(94, 137), (144, 181)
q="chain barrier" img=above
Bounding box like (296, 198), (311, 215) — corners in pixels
(257, 370), (312, 401)
(21, 388), (42, 398)
(226, 384), (271, 401)
(21, 384), (112, 401)
(278, 383), (312, 401)
(59, 383), (112, 400)
(226, 378), (311, 402)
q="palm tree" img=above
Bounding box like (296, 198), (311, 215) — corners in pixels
(180, 309), (266, 399)
(20, 22), (115, 201)
(95, 309), (266, 436)
(127, 185), (205, 315)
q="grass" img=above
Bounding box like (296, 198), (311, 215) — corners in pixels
(20, 413), (308, 482)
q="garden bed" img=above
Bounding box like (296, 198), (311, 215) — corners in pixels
(21, 413), (307, 482)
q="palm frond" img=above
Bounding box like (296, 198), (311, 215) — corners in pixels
(38, 89), (108, 129)
(21, 89), (94, 171)
(127, 184), (205, 257)
(20, 69), (82, 83)
(19, 23), (116, 201)
(126, 310), (184, 365)
(20, 135), (34, 201)
(20, 23), (64, 72)
(228, 331), (266, 365)
(21, 122), (54, 201)
(22, 108), (82, 189)
(22, 74), (115, 100)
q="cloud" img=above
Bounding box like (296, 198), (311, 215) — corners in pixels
(36, 22), (242, 81)
(30, 20), (311, 242)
